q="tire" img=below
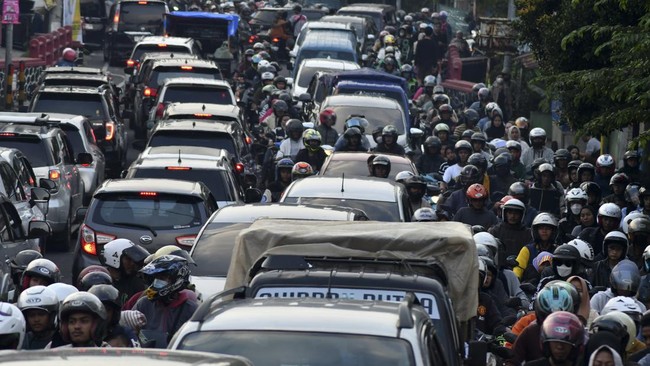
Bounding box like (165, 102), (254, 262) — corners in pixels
(51, 218), (72, 252)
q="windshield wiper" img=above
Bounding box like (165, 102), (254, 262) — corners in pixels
(112, 222), (157, 236)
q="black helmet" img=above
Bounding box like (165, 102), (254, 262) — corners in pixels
(552, 244), (582, 278)
(624, 150), (639, 161)
(88, 284), (122, 326)
(244, 48), (255, 56)
(468, 153), (487, 173)
(343, 127), (361, 140)
(459, 164), (481, 186)
(424, 136), (442, 150)
(463, 109), (480, 124)
(454, 140), (472, 153)
(139, 255), (191, 301)
(59, 292), (107, 344)
(493, 153), (511, 169)
(577, 162), (595, 179)
(371, 156), (391, 178)
(609, 172), (630, 187)
(568, 160), (582, 171)
(79, 271), (113, 291)
(470, 132), (486, 144)
(553, 148), (571, 162)
(461, 129), (475, 140)
(580, 181), (602, 201)
(508, 181), (530, 203)
(10, 250), (43, 286)
(272, 100), (289, 115)
(277, 91), (292, 103)
(286, 119), (304, 134)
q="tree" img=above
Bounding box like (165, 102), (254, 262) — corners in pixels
(514, 0), (650, 146)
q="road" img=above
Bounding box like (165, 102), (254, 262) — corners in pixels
(44, 51), (142, 284)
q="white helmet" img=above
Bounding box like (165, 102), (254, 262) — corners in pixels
(532, 212), (558, 228)
(565, 188), (588, 202)
(598, 202), (622, 220)
(622, 212), (646, 234)
(597, 154), (615, 168)
(502, 198), (526, 224)
(261, 71), (274, 81)
(102, 238), (136, 269)
(395, 171), (415, 183)
(46, 283), (78, 306)
(529, 127), (546, 139)
(413, 207), (437, 222)
(603, 296), (642, 318)
(566, 238), (594, 264)
(473, 232), (498, 256)
(0, 302), (25, 350)
(258, 60), (271, 68)
(596, 310), (637, 352)
(17, 285), (59, 314)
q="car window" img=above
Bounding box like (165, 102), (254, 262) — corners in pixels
(283, 197), (400, 222)
(132, 45), (191, 62)
(131, 168), (236, 201)
(32, 93), (107, 120)
(162, 86), (233, 105)
(150, 67), (221, 87)
(57, 134), (75, 164)
(83, 121), (97, 144)
(60, 124), (86, 156)
(117, 2), (166, 33)
(49, 137), (62, 165)
(0, 205), (11, 242)
(0, 163), (26, 201)
(322, 159), (414, 180)
(80, 0), (105, 17)
(190, 223), (250, 276)
(95, 193), (204, 229)
(0, 163), (14, 198)
(149, 131), (237, 157)
(43, 78), (105, 88)
(17, 157), (36, 187)
(0, 137), (53, 167)
(324, 105), (405, 134)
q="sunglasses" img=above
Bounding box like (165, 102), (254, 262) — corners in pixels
(554, 259), (574, 266)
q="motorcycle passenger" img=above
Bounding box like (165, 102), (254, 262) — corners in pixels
(591, 231), (630, 289)
(268, 158), (294, 202)
(506, 140), (526, 180)
(276, 119), (304, 161)
(581, 181), (603, 208)
(514, 213), (559, 282)
(101, 238), (150, 304)
(454, 183), (498, 229)
(49, 292), (109, 348)
(590, 259), (645, 314)
(377, 55), (400, 76)
(470, 132), (493, 162)
(294, 129), (327, 172)
(0, 303), (25, 350)
(527, 311), (585, 366)
(480, 256), (517, 318)
(442, 140), (472, 190)
(8, 249), (43, 301)
(264, 99), (289, 131)
(530, 163), (564, 218)
(21, 259), (60, 290)
(578, 202), (622, 258)
(56, 47), (77, 67)
(17, 286), (58, 349)
(88, 284), (139, 347)
(602, 172), (630, 209)
(316, 108), (339, 146)
(618, 150), (643, 184)
(370, 156), (391, 179)
(453, 108), (481, 140)
(489, 198), (532, 265)
(441, 164), (482, 216)
(558, 188), (588, 244)
(489, 153), (517, 197)
(415, 75), (436, 110)
(400, 64), (418, 96)
(374, 125), (405, 156)
(595, 154), (617, 197)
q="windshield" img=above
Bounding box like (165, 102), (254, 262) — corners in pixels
(131, 168), (236, 202)
(118, 2), (166, 33)
(190, 224), (250, 276)
(132, 45), (191, 61)
(322, 160), (414, 180)
(94, 193), (204, 229)
(151, 68), (221, 87)
(162, 86), (233, 105)
(178, 331), (415, 366)
(32, 93), (107, 120)
(283, 197), (400, 222)
(324, 105), (405, 134)
(0, 138), (52, 167)
(43, 79), (105, 88)
(148, 131), (237, 157)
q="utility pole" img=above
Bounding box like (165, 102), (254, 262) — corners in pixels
(502, 0), (516, 74)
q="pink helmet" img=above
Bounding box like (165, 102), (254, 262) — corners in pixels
(62, 48), (77, 62)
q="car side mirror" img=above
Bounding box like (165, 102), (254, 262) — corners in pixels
(27, 221), (51, 239)
(120, 170), (128, 179)
(244, 188), (263, 203)
(77, 152), (93, 165)
(39, 178), (56, 191)
(75, 207), (88, 222)
(298, 93), (311, 102)
(30, 187), (50, 216)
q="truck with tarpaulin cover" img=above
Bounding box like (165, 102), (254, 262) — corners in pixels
(164, 12), (240, 78)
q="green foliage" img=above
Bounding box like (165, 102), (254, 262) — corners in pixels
(513, 0), (650, 143)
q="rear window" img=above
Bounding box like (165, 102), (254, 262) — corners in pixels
(0, 137), (52, 167)
(94, 192), (204, 229)
(150, 67), (221, 87)
(118, 2), (166, 33)
(43, 78), (105, 88)
(149, 131), (237, 157)
(81, 0), (105, 17)
(131, 168), (236, 202)
(132, 45), (191, 61)
(32, 93), (107, 120)
(162, 86), (233, 105)
(59, 124), (85, 156)
(322, 159), (414, 180)
(283, 197), (400, 221)
(298, 49), (355, 63)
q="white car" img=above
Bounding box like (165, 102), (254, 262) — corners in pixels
(292, 58), (360, 99)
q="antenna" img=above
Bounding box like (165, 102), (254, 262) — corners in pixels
(178, 149), (182, 164)
(325, 268), (335, 299)
(192, 121), (196, 128)
(202, 104), (206, 111)
(340, 173), (345, 193)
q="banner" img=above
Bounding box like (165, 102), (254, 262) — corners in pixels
(62, 0), (83, 43)
(2, 0), (20, 25)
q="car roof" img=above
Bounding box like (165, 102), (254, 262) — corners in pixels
(322, 94), (401, 109)
(37, 86), (103, 95)
(0, 348), (253, 366)
(195, 297), (418, 337)
(300, 58), (360, 70)
(137, 36), (193, 46)
(301, 32), (356, 47)
(0, 113), (64, 135)
(208, 203), (364, 223)
(304, 21), (353, 30)
(284, 176), (399, 202)
(151, 59), (219, 68)
(95, 178), (207, 197)
(164, 103), (238, 118)
(153, 119), (237, 133)
(141, 145), (231, 161)
(132, 155), (230, 170)
(162, 77), (231, 88)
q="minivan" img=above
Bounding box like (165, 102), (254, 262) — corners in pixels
(289, 31), (358, 78)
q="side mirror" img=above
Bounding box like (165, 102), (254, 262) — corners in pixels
(39, 178), (56, 191)
(27, 221), (51, 239)
(298, 93), (311, 102)
(244, 188), (263, 203)
(409, 127), (424, 138)
(77, 152), (93, 165)
(30, 187), (50, 216)
(75, 207), (88, 222)
(120, 170), (128, 179)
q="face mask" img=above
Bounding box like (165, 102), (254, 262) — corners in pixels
(570, 203), (583, 215)
(152, 278), (169, 289)
(556, 264), (573, 278)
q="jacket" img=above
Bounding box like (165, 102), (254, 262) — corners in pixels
(590, 288), (646, 314)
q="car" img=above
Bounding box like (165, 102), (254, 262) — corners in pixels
(292, 58), (359, 99)
(337, 4), (397, 31)
(290, 31), (359, 78)
(188, 203), (367, 298)
(248, 7), (327, 41)
(104, 0), (169, 65)
(291, 21), (358, 57)
(170, 295), (447, 366)
(72, 178), (219, 281)
(320, 151), (417, 179)
(80, 0), (107, 49)
(146, 119), (252, 174)
(132, 59), (222, 138)
(0, 113), (89, 250)
(38, 72), (123, 107)
(0, 347), (253, 366)
(318, 94), (408, 148)
(124, 146), (245, 207)
(50, 114), (106, 205)
(28, 86), (128, 177)
(280, 176), (412, 222)
(320, 15), (379, 52)
(125, 36), (200, 73)
(148, 79), (237, 123)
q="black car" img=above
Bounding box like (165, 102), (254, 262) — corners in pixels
(248, 7), (327, 44)
(104, 0), (169, 66)
(81, 0), (107, 49)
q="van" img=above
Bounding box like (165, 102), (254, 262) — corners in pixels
(289, 31), (358, 78)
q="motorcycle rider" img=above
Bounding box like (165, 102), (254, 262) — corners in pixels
(8, 249), (43, 302)
(49, 292), (109, 348)
(578, 202), (622, 258)
(276, 119), (304, 161)
(530, 163), (564, 218)
(268, 158), (294, 202)
(557, 188), (589, 244)
(56, 48), (77, 67)
(369, 156), (391, 179)
(553, 148), (572, 188)
(521, 127), (554, 170)
(506, 140), (527, 180)
(442, 140), (472, 190)
(618, 150), (643, 184)
(291, 162), (314, 181)
(454, 183), (498, 229)
(416, 136), (446, 175)
(508, 182), (538, 227)
(403, 175), (430, 212)
(527, 311), (585, 366)
(294, 129), (327, 172)
(595, 154), (617, 197)
(602, 172), (630, 209)
(101, 238), (150, 304)
(590, 259), (645, 313)
(17, 286), (58, 349)
(514, 213), (559, 282)
(489, 198), (532, 265)
(373, 125), (405, 156)
(453, 108), (481, 140)
(316, 108), (338, 146)
(334, 116), (371, 152)
(21, 259), (60, 290)
(591, 231), (629, 289)
(377, 55), (400, 76)
(440, 164), (482, 216)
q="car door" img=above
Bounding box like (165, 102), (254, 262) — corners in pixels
(104, 91), (127, 152)
(0, 162), (34, 228)
(82, 119), (106, 179)
(57, 132), (84, 211)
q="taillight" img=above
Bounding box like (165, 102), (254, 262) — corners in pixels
(126, 59), (136, 67)
(176, 235), (196, 247)
(272, 37), (280, 43)
(193, 113), (212, 118)
(81, 224), (117, 256)
(49, 169), (61, 180)
(245, 136), (252, 144)
(248, 35), (257, 43)
(105, 121), (116, 141)
(155, 103), (165, 118)
(0, 132), (16, 136)
(180, 65), (193, 70)
(165, 166), (191, 170)
(143, 87), (157, 98)
(140, 191), (157, 197)
(235, 162), (244, 174)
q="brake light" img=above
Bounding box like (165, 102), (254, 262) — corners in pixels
(235, 162), (245, 174)
(272, 37), (280, 43)
(138, 1), (147, 3)
(155, 103), (165, 118)
(157, 43), (168, 48)
(245, 136), (252, 144)
(80, 224), (116, 256)
(180, 66), (193, 70)
(193, 113), (212, 118)
(248, 35), (257, 43)
(105, 121), (115, 141)
(165, 166), (191, 170)
(113, 12), (119, 23)
(143, 87), (157, 97)
(49, 169), (61, 180)
(126, 59), (136, 67)
(0, 132), (16, 136)
(176, 235), (196, 247)
(140, 191), (157, 197)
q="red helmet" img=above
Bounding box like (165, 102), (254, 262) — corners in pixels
(540, 311), (585, 359)
(466, 183), (487, 200)
(62, 47), (77, 62)
(319, 108), (336, 125)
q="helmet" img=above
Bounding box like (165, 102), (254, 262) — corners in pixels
(276, 157), (294, 171)
(434, 123), (450, 134)
(610, 259), (640, 295)
(433, 86), (445, 95)
(424, 136), (442, 151)
(508, 182), (529, 202)
(484, 102), (499, 116)
(537, 163), (555, 180)
(580, 181), (602, 201)
(102, 238), (146, 269)
(400, 64), (413, 73)
(590, 313), (630, 353)
(143, 245), (195, 266)
(474, 232), (499, 258)
(532, 213), (558, 243)
(344, 117), (368, 134)
(466, 183), (487, 200)
(468, 153), (487, 172)
(598, 202), (622, 221)
(372, 155), (391, 169)
(285, 119), (304, 135)
(477, 87), (490, 100)
(529, 127), (547, 139)
(439, 10), (448, 19)
(515, 117), (529, 128)
(77, 265), (110, 287)
(577, 163), (595, 180)
(258, 59), (271, 68)
(596, 154), (615, 168)
(502, 199), (526, 223)
(17, 285), (59, 314)
(458, 164), (481, 186)
(47, 283), (78, 306)
(566, 188), (588, 203)
(540, 311), (585, 358)
(423, 75), (436, 87)
(62, 47), (76, 62)
(492, 153), (511, 169)
(535, 284), (575, 324)
(462, 129), (475, 140)
(343, 127), (361, 140)
(383, 34), (395, 45)
(552, 244), (582, 278)
(272, 100), (289, 115)
(319, 108), (336, 125)
(553, 148), (571, 162)
(79, 271), (113, 291)
(395, 171), (415, 183)
(413, 207), (437, 222)
(244, 48), (255, 56)
(568, 160), (582, 170)
(22, 259), (60, 289)
(382, 125), (398, 138)
(609, 173), (630, 187)
(277, 91), (292, 103)
(601, 311), (638, 352)
(624, 150), (639, 160)
(463, 109), (480, 125)
(292, 162), (314, 179)
(404, 175), (427, 193)
(506, 140), (522, 151)
(622, 212), (646, 235)
(88, 284), (122, 326)
(630, 217), (650, 250)
(545, 280), (581, 313)
(602, 296), (643, 324)
(0, 303), (25, 349)
(9, 250), (43, 286)
(566, 238), (594, 265)
(603, 231), (629, 258)
(59, 292), (107, 344)
(470, 132), (486, 144)
(438, 104), (453, 114)
(454, 140), (472, 153)
(472, 83), (487, 94)
(302, 129), (321, 151)
(383, 55), (396, 67)
(139, 255), (190, 301)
